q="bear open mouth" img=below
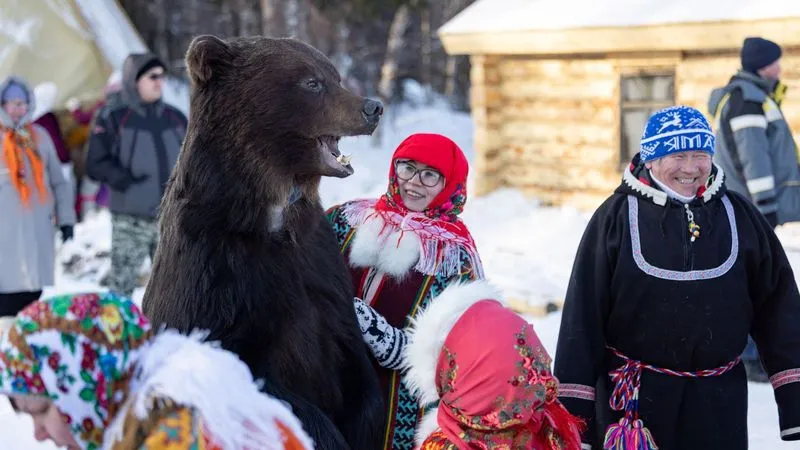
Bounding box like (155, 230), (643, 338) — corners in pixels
(318, 135), (354, 177)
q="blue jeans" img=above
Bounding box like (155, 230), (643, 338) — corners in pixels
(742, 335), (760, 361)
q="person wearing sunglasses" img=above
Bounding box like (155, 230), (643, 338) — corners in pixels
(326, 133), (485, 449)
(0, 292), (314, 450)
(85, 53), (187, 298)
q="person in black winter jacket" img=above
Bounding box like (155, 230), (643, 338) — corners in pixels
(86, 53), (187, 297)
(555, 106), (800, 450)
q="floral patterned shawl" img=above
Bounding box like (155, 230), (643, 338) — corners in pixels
(0, 292), (150, 449)
(0, 292), (314, 450)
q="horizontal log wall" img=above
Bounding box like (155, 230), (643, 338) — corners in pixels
(472, 48), (800, 210)
(471, 55), (621, 206)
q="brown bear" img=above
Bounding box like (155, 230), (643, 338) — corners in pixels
(141, 35), (385, 449)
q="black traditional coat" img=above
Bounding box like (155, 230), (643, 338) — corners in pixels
(554, 155), (800, 449)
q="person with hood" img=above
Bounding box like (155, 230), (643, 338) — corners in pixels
(554, 105), (800, 449)
(85, 53), (187, 297)
(325, 133), (484, 449)
(0, 76), (76, 317)
(707, 36), (796, 383)
(403, 280), (585, 450)
(0, 291), (314, 450)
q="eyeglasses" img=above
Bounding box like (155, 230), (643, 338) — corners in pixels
(394, 160), (443, 187)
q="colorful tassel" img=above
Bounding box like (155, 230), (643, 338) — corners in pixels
(603, 417), (658, 450)
(604, 346), (741, 450)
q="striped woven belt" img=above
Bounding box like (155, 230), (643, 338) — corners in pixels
(602, 345), (741, 449)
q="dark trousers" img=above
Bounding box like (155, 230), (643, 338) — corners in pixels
(0, 291), (43, 317)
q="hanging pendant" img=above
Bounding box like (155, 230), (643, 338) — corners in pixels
(689, 222), (700, 242)
(685, 203), (700, 242)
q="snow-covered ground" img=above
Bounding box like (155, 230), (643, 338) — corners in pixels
(3, 92), (800, 447)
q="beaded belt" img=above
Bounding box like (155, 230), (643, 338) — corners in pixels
(603, 345), (741, 449)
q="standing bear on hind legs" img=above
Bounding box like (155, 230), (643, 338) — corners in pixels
(142, 35), (386, 450)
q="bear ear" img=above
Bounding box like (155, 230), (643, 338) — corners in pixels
(185, 35), (234, 86)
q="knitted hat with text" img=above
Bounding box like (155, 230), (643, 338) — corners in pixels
(639, 106), (715, 162)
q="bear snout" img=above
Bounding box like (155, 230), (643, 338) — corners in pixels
(362, 99), (384, 126)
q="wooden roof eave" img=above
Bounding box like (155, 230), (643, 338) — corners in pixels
(439, 17), (800, 56)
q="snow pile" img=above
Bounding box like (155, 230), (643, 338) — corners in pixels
(440, 0), (800, 35)
(463, 189), (589, 306)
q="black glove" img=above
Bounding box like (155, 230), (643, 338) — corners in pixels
(60, 225), (74, 243)
(764, 212), (779, 229)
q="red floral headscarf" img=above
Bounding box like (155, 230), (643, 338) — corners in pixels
(378, 133), (470, 222)
(342, 133), (483, 278)
(405, 281), (584, 449)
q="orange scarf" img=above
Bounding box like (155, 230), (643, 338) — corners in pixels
(2, 125), (48, 207)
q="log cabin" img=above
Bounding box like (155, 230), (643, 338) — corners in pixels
(440, 0), (800, 209)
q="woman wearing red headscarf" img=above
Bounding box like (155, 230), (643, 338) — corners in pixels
(404, 280), (585, 450)
(326, 133), (485, 449)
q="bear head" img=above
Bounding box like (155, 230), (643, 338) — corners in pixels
(184, 35), (383, 183)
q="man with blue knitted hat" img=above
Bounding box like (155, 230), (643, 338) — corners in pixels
(555, 105), (800, 449)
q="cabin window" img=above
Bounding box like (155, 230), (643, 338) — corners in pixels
(619, 73), (675, 164)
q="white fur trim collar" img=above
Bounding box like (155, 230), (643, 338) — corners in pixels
(402, 280), (503, 405)
(349, 214), (422, 279)
(703, 165), (725, 201)
(341, 199), (485, 279)
(415, 409), (440, 448)
(103, 330), (313, 450)
(622, 163), (725, 206)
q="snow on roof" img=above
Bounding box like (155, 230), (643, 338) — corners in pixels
(440, 0), (800, 35)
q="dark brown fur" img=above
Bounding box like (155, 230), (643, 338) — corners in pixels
(142, 35), (384, 449)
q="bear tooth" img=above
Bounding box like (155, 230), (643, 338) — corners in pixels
(338, 154), (351, 165)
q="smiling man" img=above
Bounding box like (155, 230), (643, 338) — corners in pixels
(85, 53), (187, 298)
(555, 106), (800, 449)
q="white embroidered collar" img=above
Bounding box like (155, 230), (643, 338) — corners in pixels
(650, 173), (695, 204)
(622, 163), (725, 206)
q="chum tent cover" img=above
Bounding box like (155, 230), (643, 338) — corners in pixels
(0, 0), (188, 113)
